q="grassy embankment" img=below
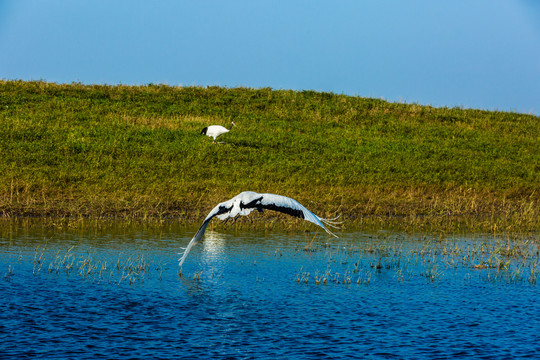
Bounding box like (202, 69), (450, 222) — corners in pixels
(0, 80), (538, 232)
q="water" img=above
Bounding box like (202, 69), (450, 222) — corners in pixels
(1, 225), (539, 359)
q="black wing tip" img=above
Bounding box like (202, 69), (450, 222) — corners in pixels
(240, 196), (264, 210)
(262, 203), (305, 219)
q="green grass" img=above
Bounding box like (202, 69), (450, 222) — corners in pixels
(0, 80), (538, 232)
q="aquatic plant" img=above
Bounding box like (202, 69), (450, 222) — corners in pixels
(24, 245), (164, 285)
(295, 233), (539, 286)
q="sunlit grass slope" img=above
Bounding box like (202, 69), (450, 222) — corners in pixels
(0, 80), (538, 231)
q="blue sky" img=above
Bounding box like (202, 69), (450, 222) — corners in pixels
(1, 1), (539, 114)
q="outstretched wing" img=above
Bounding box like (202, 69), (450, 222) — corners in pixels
(178, 200), (233, 267)
(247, 193), (340, 238)
(178, 191), (341, 267)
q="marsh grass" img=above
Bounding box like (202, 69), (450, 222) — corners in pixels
(0, 80), (538, 232)
(297, 234), (539, 286)
(3, 230), (538, 286)
(26, 244), (164, 285)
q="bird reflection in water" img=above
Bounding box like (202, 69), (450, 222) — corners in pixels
(201, 230), (227, 263)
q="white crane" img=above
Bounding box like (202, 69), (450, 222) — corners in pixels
(201, 121), (235, 144)
(178, 191), (341, 267)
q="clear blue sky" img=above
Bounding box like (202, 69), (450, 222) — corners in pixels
(1, 1), (539, 114)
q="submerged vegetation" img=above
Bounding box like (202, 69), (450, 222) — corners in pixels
(295, 233), (539, 286)
(0, 80), (538, 232)
(3, 229), (538, 286)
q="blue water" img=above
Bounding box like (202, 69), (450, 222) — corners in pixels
(1, 226), (539, 359)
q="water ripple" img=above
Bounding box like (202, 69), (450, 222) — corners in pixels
(1, 230), (539, 359)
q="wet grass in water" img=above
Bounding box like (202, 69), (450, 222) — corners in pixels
(1, 215), (538, 287)
(8, 245), (166, 285)
(295, 233), (540, 286)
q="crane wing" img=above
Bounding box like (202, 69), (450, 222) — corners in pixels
(178, 191), (341, 268)
(178, 200), (233, 267)
(248, 193), (340, 238)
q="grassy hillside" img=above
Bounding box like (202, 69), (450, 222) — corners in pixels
(0, 80), (538, 232)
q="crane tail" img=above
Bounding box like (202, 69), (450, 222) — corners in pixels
(320, 217), (343, 228)
(321, 221), (341, 230)
(321, 224), (339, 238)
(325, 214), (343, 221)
(320, 214), (343, 225)
(318, 214), (343, 237)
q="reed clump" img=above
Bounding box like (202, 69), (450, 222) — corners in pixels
(297, 234), (539, 286)
(29, 245), (163, 285)
(1, 80), (538, 233)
